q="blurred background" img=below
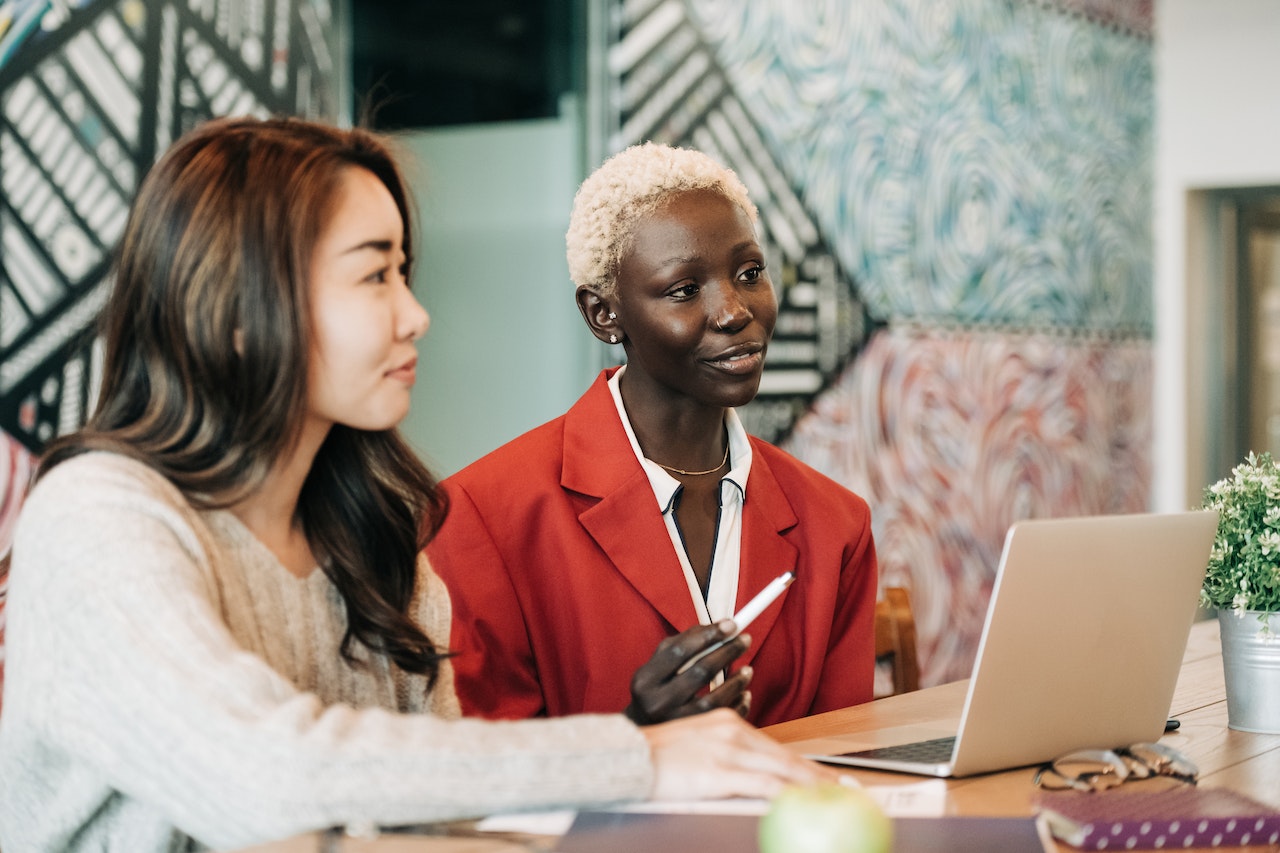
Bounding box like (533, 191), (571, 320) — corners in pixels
(3, 0), (1279, 689)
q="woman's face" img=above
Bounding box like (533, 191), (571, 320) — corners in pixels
(306, 166), (429, 434)
(613, 188), (777, 410)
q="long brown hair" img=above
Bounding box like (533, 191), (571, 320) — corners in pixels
(39, 116), (449, 680)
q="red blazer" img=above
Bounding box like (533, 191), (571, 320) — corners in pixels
(426, 369), (878, 727)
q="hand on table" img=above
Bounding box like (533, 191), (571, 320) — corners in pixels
(624, 620), (752, 725)
(640, 707), (839, 802)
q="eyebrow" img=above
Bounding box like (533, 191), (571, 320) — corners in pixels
(340, 238), (396, 256)
(658, 240), (761, 266)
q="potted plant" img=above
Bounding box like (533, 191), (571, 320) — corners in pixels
(1200, 451), (1280, 734)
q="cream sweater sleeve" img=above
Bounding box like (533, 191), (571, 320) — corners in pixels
(0, 453), (652, 852)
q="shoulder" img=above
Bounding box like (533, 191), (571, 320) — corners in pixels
(445, 414), (567, 490)
(749, 438), (871, 519)
(440, 372), (632, 513)
(14, 451), (211, 575)
(24, 451), (187, 518)
(8, 451), (226, 633)
(442, 378), (615, 495)
(447, 371), (617, 480)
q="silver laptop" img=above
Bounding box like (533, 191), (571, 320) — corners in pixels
(794, 511), (1218, 778)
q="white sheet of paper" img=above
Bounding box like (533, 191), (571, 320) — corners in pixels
(863, 779), (949, 816)
(474, 778), (946, 837)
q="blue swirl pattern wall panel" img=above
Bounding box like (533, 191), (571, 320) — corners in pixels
(685, 0), (1153, 333)
(786, 327), (1152, 684)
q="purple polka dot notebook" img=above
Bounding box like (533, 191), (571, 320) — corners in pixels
(1034, 787), (1280, 850)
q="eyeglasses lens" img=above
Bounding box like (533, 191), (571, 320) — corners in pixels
(1038, 749), (1130, 792)
(1122, 742), (1199, 783)
(1035, 743), (1199, 791)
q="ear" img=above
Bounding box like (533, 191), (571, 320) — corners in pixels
(575, 286), (623, 345)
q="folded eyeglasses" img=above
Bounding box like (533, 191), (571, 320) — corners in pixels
(1033, 742), (1199, 792)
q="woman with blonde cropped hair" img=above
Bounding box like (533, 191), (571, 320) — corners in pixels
(429, 142), (879, 727)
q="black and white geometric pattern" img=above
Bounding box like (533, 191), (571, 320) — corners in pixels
(603, 0), (875, 443)
(0, 0), (341, 454)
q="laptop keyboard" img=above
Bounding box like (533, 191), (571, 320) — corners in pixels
(837, 735), (957, 763)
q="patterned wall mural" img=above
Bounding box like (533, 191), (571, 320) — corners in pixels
(0, 0), (342, 710)
(605, 0), (1154, 685)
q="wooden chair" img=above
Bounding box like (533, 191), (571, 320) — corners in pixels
(874, 586), (920, 695)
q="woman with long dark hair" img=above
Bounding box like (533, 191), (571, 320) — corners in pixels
(0, 117), (829, 852)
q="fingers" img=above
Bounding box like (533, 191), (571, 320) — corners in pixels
(716, 713), (827, 783)
(642, 708), (837, 803)
(681, 631), (751, 679)
(629, 664), (752, 725)
(626, 622), (753, 725)
(630, 622), (732, 695)
(693, 668), (752, 716)
(658, 621), (741, 675)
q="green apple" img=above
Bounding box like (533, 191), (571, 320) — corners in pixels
(758, 782), (893, 853)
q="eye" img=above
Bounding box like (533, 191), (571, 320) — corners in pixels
(739, 262), (766, 283)
(667, 281), (700, 300)
(364, 266), (391, 284)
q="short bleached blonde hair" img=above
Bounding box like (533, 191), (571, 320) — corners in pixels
(566, 142), (758, 297)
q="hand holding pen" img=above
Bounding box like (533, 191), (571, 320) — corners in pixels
(624, 619), (753, 725)
(624, 572), (794, 726)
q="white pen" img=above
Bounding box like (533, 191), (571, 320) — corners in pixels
(676, 571), (796, 674)
(731, 570), (795, 631)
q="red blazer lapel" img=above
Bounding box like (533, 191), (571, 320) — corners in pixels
(580, 483), (701, 632)
(562, 371), (702, 632)
(736, 443), (799, 669)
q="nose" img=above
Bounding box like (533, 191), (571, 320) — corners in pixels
(709, 280), (751, 332)
(400, 285), (431, 341)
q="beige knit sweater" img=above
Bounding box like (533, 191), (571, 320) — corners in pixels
(0, 452), (651, 852)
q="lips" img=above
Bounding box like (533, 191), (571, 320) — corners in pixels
(705, 342), (765, 375)
(387, 356), (418, 384)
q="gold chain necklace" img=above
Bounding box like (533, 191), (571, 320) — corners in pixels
(655, 444), (730, 477)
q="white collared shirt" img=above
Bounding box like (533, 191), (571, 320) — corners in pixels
(607, 366), (753, 627)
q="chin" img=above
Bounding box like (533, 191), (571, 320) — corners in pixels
(714, 384), (763, 410)
(345, 406), (411, 433)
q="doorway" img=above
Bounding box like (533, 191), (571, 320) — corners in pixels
(1187, 186), (1280, 504)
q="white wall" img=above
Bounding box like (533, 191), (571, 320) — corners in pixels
(1155, 0), (1280, 510)
(396, 117), (599, 477)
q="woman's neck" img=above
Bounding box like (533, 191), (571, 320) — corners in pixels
(618, 371), (727, 473)
(230, 422), (327, 578)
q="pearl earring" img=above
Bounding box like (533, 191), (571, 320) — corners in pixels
(609, 334), (618, 344)
(608, 312), (616, 320)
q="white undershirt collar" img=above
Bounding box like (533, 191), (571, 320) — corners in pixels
(606, 366), (752, 626)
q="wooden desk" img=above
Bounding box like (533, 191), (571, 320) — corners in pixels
(763, 618), (1280, 850)
(239, 620), (1279, 852)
